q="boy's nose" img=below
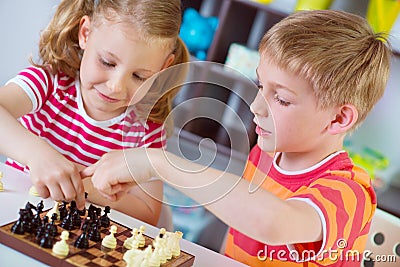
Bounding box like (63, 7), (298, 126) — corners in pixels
(250, 93), (269, 117)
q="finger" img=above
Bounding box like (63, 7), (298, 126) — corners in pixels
(80, 162), (97, 178)
(34, 183), (50, 199)
(47, 183), (65, 202)
(71, 172), (86, 210)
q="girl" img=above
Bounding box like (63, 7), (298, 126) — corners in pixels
(0, 0), (189, 225)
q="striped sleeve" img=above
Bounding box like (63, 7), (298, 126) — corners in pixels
(6, 66), (53, 113)
(287, 172), (375, 265)
(141, 121), (167, 148)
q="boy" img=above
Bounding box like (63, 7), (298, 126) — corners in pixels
(82, 10), (391, 266)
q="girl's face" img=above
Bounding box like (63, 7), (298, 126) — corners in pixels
(250, 56), (337, 156)
(78, 16), (174, 121)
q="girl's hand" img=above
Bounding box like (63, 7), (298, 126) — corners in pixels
(81, 149), (156, 202)
(27, 149), (86, 210)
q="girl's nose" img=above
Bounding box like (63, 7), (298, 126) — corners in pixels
(250, 92), (269, 117)
(106, 74), (127, 93)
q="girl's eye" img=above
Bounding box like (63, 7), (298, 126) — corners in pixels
(273, 94), (290, 106)
(133, 73), (147, 82)
(256, 82), (263, 90)
(100, 58), (115, 68)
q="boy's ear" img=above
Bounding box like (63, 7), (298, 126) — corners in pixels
(328, 104), (358, 134)
(78, 16), (91, 49)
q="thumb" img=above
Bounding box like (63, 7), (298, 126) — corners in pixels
(80, 163), (96, 178)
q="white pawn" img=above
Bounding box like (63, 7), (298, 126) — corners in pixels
(52, 231), (69, 257)
(0, 171), (4, 192)
(124, 228), (139, 249)
(102, 225), (117, 249)
(136, 225), (146, 248)
(124, 248), (144, 267)
(29, 185), (40, 197)
(171, 231), (183, 257)
(46, 201), (60, 221)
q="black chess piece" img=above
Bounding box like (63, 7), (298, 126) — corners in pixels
(35, 216), (49, 242)
(59, 201), (68, 221)
(100, 206), (111, 228)
(31, 200), (44, 231)
(88, 219), (101, 242)
(24, 202), (35, 221)
(39, 231), (54, 248)
(11, 209), (27, 235)
(60, 208), (75, 231)
(46, 213), (59, 237)
(74, 226), (89, 249)
(69, 201), (82, 227)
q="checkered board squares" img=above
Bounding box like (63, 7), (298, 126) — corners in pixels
(0, 214), (195, 267)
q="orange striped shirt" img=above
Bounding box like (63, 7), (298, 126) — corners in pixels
(225, 145), (376, 266)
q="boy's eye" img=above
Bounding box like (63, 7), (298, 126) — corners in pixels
(273, 94), (290, 106)
(256, 81), (263, 90)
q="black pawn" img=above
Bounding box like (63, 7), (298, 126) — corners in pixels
(36, 216), (49, 242)
(11, 209), (27, 235)
(100, 206), (111, 228)
(88, 220), (101, 242)
(74, 227), (89, 249)
(59, 201), (68, 221)
(39, 232), (54, 248)
(46, 213), (59, 237)
(60, 209), (75, 231)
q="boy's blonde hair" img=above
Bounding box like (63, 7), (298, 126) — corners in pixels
(259, 10), (391, 129)
(35, 0), (189, 125)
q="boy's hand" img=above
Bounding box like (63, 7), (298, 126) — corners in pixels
(81, 149), (155, 202)
(27, 149), (86, 210)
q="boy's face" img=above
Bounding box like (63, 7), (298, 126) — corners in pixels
(250, 56), (336, 154)
(78, 17), (174, 121)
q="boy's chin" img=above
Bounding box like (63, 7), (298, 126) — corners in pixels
(257, 137), (276, 153)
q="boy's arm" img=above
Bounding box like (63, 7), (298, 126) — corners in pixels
(83, 148), (322, 245)
(0, 83), (86, 209)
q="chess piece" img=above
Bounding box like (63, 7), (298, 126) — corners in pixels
(101, 225), (117, 249)
(52, 231), (69, 257)
(46, 201), (60, 221)
(124, 228), (139, 249)
(137, 225), (146, 248)
(0, 171), (4, 192)
(29, 185), (40, 196)
(11, 209), (28, 235)
(39, 231), (54, 248)
(100, 206), (111, 228)
(74, 225), (89, 249)
(59, 201), (68, 221)
(171, 231), (183, 257)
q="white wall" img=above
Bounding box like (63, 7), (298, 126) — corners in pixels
(0, 0), (59, 85)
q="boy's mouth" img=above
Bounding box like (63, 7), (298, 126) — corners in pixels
(255, 125), (272, 137)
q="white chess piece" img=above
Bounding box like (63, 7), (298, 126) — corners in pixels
(29, 185), (40, 196)
(0, 171), (4, 192)
(46, 201), (60, 221)
(136, 225), (146, 248)
(124, 228), (139, 249)
(171, 231), (183, 257)
(52, 230), (69, 257)
(101, 225), (117, 249)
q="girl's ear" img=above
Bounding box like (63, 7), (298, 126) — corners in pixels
(161, 54), (176, 70)
(328, 104), (358, 135)
(78, 16), (91, 49)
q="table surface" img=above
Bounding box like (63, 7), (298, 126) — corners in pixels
(0, 162), (248, 267)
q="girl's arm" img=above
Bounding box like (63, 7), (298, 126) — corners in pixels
(83, 148), (322, 245)
(0, 83), (86, 209)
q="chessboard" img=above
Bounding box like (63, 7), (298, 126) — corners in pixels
(0, 201), (195, 267)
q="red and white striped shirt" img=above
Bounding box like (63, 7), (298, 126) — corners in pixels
(6, 66), (166, 171)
